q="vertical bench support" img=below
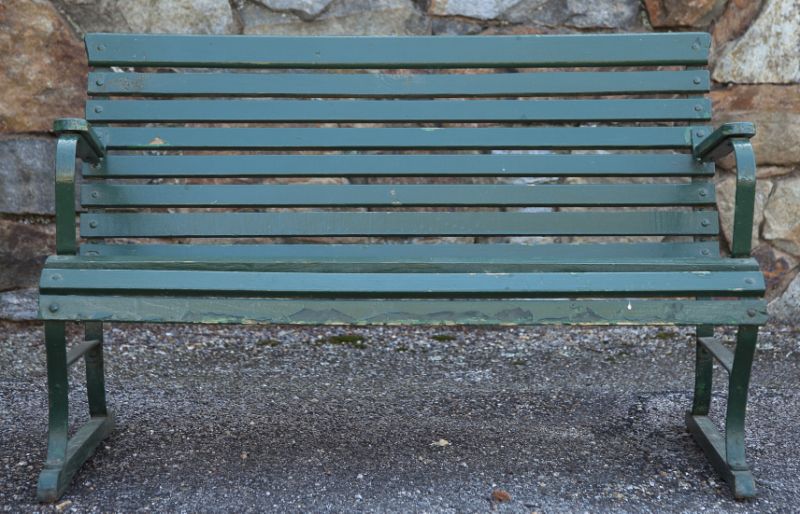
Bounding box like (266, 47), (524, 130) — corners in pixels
(691, 324), (714, 415)
(686, 325), (758, 499)
(37, 322), (114, 502)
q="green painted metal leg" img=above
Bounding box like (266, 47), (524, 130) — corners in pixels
(691, 325), (714, 415)
(37, 322), (114, 503)
(686, 325), (758, 500)
(84, 322), (108, 417)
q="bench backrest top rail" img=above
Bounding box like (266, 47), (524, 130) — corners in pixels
(85, 33), (711, 68)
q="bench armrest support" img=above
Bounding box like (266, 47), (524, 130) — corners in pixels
(693, 123), (757, 258)
(727, 139), (757, 258)
(692, 122), (755, 162)
(53, 119), (105, 254)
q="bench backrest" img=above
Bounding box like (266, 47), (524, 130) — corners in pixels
(77, 33), (718, 257)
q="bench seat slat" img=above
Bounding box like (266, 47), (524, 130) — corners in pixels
(95, 126), (706, 150)
(85, 33), (710, 68)
(85, 154), (714, 178)
(88, 71), (711, 97)
(78, 242), (721, 260)
(40, 269), (764, 297)
(86, 99), (711, 123)
(79, 211), (719, 238)
(81, 183), (716, 208)
(46, 254), (760, 273)
(38, 296), (767, 325)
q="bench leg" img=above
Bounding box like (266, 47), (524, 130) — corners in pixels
(686, 325), (758, 499)
(37, 321), (114, 503)
(690, 324), (714, 416)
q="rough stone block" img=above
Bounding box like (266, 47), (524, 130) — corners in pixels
(0, 0), (85, 132)
(0, 138), (55, 215)
(0, 219), (55, 291)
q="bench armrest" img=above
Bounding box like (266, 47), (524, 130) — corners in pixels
(692, 122), (755, 161)
(693, 123), (757, 258)
(53, 119), (105, 254)
(53, 118), (105, 162)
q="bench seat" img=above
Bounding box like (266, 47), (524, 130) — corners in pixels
(40, 246), (766, 326)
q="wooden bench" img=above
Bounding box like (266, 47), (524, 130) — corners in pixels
(38, 33), (766, 501)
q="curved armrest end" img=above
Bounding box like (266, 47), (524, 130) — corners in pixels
(53, 118), (105, 163)
(693, 122), (755, 161)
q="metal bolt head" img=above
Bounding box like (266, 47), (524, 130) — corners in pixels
(693, 77), (702, 85)
(96, 44), (105, 51)
(691, 42), (700, 50)
(91, 190), (99, 198)
(745, 277), (755, 285)
(700, 219), (710, 227)
(49, 303), (60, 313)
(696, 130), (705, 138)
(50, 273), (62, 281)
(694, 104), (703, 112)
(89, 220), (98, 228)
(698, 189), (708, 197)
(95, 78), (105, 86)
(94, 105), (103, 113)
(700, 249), (711, 256)
(747, 308), (757, 318)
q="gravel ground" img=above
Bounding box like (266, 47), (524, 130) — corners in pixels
(1, 321), (798, 513)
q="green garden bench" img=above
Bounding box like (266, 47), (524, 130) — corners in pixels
(38, 33), (766, 501)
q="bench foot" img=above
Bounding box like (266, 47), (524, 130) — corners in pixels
(37, 414), (114, 502)
(37, 321), (112, 503)
(685, 412), (755, 499)
(687, 325), (758, 499)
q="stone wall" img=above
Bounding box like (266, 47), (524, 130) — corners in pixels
(1, 0), (798, 321)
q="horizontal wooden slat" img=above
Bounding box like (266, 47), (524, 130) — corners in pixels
(94, 127), (705, 150)
(84, 154), (714, 178)
(79, 211), (719, 237)
(86, 98), (712, 123)
(40, 269), (764, 297)
(85, 33), (711, 68)
(77, 242), (722, 260)
(38, 296), (768, 325)
(46, 253), (759, 273)
(80, 183), (716, 208)
(88, 70), (711, 97)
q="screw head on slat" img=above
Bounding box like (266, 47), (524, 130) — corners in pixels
(693, 77), (702, 85)
(94, 106), (103, 113)
(96, 44), (105, 51)
(700, 219), (710, 227)
(50, 274), (61, 281)
(696, 130), (705, 138)
(700, 249), (711, 256)
(88, 220), (98, 229)
(745, 277), (755, 285)
(91, 191), (99, 198)
(95, 78), (105, 86)
(747, 308), (757, 317)
(694, 104), (703, 112)
(48, 304), (60, 313)
(698, 189), (708, 197)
